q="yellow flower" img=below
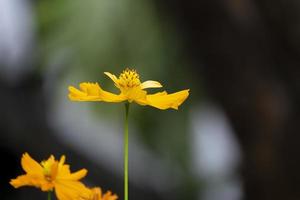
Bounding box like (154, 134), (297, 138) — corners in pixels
(10, 153), (90, 200)
(79, 187), (118, 200)
(68, 68), (189, 110)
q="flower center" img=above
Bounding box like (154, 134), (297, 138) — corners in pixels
(41, 159), (56, 181)
(118, 68), (141, 88)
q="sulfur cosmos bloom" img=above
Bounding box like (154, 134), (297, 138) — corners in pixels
(10, 153), (90, 200)
(68, 68), (189, 110)
(79, 187), (118, 200)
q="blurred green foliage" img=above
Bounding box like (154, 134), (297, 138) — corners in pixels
(37, 0), (190, 78)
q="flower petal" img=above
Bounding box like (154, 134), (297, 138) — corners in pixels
(121, 87), (147, 103)
(55, 180), (90, 200)
(68, 83), (102, 101)
(66, 169), (87, 181)
(83, 187), (118, 200)
(86, 187), (102, 200)
(146, 89), (189, 110)
(103, 190), (118, 200)
(104, 72), (119, 86)
(59, 155), (66, 166)
(140, 80), (163, 89)
(79, 83), (100, 96)
(40, 181), (55, 192)
(21, 153), (43, 174)
(69, 83), (126, 102)
(99, 89), (126, 103)
(10, 174), (48, 189)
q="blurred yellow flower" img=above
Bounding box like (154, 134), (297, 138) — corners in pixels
(79, 187), (118, 200)
(10, 153), (90, 200)
(69, 68), (189, 110)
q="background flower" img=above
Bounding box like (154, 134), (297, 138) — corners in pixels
(11, 153), (90, 200)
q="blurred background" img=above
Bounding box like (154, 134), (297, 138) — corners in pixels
(0, 0), (299, 199)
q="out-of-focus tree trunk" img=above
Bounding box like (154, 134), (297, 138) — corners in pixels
(156, 0), (300, 199)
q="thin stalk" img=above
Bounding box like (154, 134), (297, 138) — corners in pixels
(124, 102), (130, 200)
(48, 191), (51, 200)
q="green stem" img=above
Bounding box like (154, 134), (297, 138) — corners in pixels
(48, 191), (51, 200)
(124, 102), (130, 200)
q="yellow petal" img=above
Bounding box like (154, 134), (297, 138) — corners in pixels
(83, 187), (118, 200)
(57, 164), (71, 176)
(59, 155), (66, 166)
(140, 80), (163, 89)
(10, 174), (48, 189)
(121, 87), (147, 103)
(65, 169), (87, 181)
(50, 162), (59, 181)
(103, 191), (118, 200)
(98, 89), (126, 103)
(21, 153), (43, 175)
(80, 83), (101, 96)
(104, 72), (119, 86)
(90, 187), (102, 200)
(68, 83), (126, 102)
(55, 180), (91, 200)
(40, 181), (55, 191)
(146, 89), (189, 110)
(68, 84), (102, 101)
(55, 157), (87, 181)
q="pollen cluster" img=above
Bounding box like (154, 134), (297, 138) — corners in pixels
(118, 68), (141, 88)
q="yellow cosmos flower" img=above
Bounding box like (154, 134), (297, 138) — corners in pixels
(68, 68), (189, 110)
(79, 187), (118, 200)
(10, 153), (90, 200)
